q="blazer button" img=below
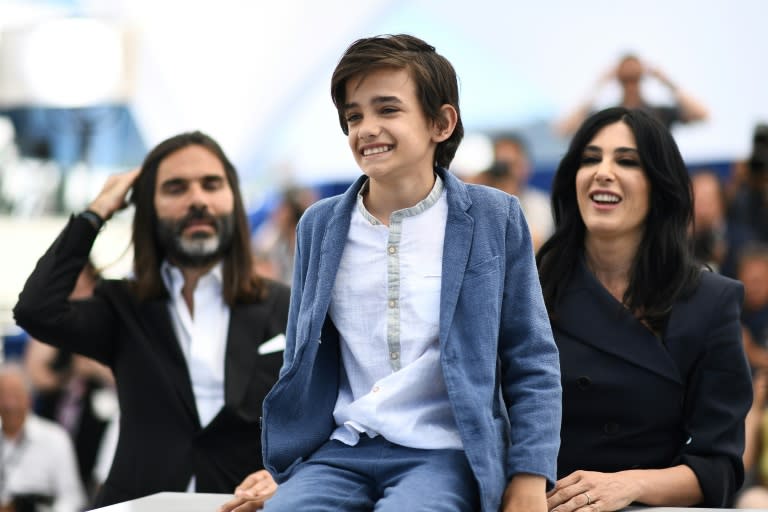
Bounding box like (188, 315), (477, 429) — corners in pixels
(603, 422), (620, 435)
(576, 376), (592, 390)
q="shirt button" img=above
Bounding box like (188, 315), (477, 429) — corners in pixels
(388, 245), (396, 254)
(390, 351), (399, 360)
(372, 386), (380, 393)
(389, 300), (397, 308)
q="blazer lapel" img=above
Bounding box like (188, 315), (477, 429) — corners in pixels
(224, 302), (270, 408)
(556, 260), (682, 384)
(139, 300), (199, 420)
(309, 177), (362, 332)
(438, 170), (474, 345)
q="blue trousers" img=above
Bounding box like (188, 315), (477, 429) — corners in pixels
(263, 436), (479, 511)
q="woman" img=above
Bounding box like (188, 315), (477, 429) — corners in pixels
(538, 107), (752, 511)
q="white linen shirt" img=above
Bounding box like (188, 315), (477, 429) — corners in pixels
(329, 175), (462, 449)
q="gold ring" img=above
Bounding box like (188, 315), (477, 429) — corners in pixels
(584, 492), (592, 505)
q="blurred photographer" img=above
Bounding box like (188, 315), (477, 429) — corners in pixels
(691, 171), (728, 271)
(0, 364), (85, 512)
(727, 125), (768, 245)
(556, 53), (709, 136)
(470, 154), (552, 251)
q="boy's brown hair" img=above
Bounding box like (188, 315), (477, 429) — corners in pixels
(330, 34), (464, 169)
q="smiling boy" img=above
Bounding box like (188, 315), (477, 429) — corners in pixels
(255, 34), (561, 512)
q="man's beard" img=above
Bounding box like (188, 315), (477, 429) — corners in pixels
(156, 207), (236, 268)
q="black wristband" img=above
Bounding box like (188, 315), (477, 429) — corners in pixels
(79, 210), (105, 231)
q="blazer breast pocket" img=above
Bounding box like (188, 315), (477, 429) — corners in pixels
(463, 256), (501, 282)
(458, 256), (502, 312)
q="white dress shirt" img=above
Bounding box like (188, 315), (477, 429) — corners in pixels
(329, 176), (462, 450)
(0, 414), (85, 512)
(161, 261), (229, 492)
(161, 261), (229, 429)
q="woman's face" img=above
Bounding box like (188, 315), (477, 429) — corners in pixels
(575, 121), (650, 244)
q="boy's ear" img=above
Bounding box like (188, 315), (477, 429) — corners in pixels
(432, 104), (458, 143)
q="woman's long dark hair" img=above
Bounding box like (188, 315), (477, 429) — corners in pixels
(130, 131), (264, 305)
(536, 107), (700, 331)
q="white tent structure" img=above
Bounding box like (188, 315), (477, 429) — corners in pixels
(121, 0), (767, 188)
(0, 0), (766, 188)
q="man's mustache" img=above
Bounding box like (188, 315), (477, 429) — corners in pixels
(177, 206), (217, 233)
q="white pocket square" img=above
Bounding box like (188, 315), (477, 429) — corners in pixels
(258, 333), (286, 355)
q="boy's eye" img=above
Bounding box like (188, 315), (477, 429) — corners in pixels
(345, 113), (361, 123)
(380, 106), (399, 114)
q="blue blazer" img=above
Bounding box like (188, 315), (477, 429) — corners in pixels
(555, 259), (752, 507)
(262, 168), (562, 512)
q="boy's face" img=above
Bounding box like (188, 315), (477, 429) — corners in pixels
(342, 67), (442, 184)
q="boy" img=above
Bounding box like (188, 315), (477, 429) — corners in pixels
(252, 34), (561, 512)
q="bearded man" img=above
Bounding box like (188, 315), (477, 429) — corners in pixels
(14, 131), (289, 508)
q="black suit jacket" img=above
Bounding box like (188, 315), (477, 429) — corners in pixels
(554, 260), (752, 507)
(13, 215), (290, 507)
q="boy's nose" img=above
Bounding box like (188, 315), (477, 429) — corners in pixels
(358, 119), (381, 139)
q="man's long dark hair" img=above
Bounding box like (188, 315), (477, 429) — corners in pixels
(536, 107), (700, 332)
(129, 131), (264, 305)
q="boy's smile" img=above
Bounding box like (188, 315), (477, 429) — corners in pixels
(361, 143), (394, 157)
(343, 68), (442, 189)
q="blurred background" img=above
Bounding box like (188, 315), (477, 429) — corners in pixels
(1, 0), (767, 349)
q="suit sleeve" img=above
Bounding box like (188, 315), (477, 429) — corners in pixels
(498, 196), (562, 488)
(678, 277), (752, 507)
(13, 215), (119, 365)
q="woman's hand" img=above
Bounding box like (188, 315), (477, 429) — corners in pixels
(547, 470), (639, 512)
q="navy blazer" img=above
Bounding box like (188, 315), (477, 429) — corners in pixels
(262, 168), (562, 512)
(554, 259), (752, 507)
(14, 215), (290, 507)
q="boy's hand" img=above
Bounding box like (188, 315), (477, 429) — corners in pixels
(87, 167), (141, 221)
(502, 474), (547, 512)
(218, 470), (277, 512)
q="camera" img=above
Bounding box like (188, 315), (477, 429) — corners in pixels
(749, 150), (768, 177)
(11, 493), (54, 512)
(754, 123), (768, 150)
